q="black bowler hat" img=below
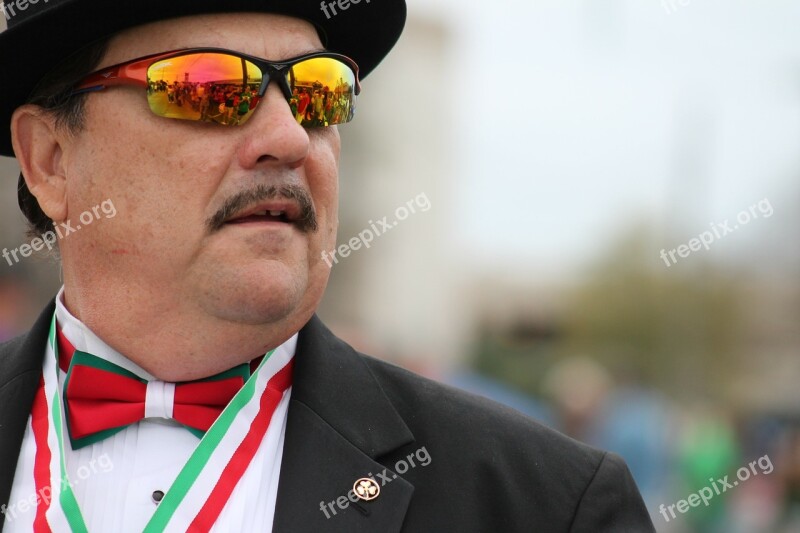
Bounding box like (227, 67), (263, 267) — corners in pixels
(0, 0), (407, 157)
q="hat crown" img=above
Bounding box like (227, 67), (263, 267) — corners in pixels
(3, 0), (61, 29)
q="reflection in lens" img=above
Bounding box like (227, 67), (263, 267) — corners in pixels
(288, 57), (356, 128)
(147, 53), (263, 125)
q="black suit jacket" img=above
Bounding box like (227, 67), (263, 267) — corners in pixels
(0, 302), (655, 532)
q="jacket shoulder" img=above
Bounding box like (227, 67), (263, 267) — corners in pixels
(0, 334), (27, 357)
(357, 352), (654, 531)
(0, 334), (37, 390)
(0, 300), (54, 390)
(360, 355), (600, 489)
(360, 351), (599, 461)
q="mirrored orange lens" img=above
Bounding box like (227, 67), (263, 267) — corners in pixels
(145, 53), (357, 128)
(288, 57), (357, 127)
(147, 53), (262, 125)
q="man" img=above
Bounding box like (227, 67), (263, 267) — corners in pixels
(296, 88), (312, 125)
(0, 1), (655, 531)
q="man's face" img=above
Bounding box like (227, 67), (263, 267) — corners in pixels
(60, 13), (339, 331)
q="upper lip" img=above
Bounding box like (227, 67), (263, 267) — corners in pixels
(224, 200), (302, 224)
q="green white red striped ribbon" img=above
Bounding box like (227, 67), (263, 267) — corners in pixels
(29, 312), (292, 532)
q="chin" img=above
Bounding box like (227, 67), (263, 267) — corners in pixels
(198, 260), (308, 325)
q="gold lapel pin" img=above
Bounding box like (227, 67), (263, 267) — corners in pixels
(353, 477), (380, 501)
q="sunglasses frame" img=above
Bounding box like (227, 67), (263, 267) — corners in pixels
(71, 47), (361, 123)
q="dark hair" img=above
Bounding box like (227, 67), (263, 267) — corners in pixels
(18, 38), (111, 239)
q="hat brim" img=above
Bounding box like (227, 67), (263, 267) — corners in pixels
(0, 0), (406, 157)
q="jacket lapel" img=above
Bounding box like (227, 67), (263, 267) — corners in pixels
(272, 315), (416, 533)
(0, 300), (53, 526)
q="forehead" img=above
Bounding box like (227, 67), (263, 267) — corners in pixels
(101, 13), (324, 67)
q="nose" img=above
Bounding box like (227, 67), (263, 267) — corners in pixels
(236, 83), (309, 170)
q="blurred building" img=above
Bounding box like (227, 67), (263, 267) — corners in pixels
(318, 15), (473, 370)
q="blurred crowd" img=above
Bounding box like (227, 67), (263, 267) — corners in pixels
(146, 79), (354, 127)
(449, 357), (800, 533)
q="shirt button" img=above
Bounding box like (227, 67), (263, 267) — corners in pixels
(152, 490), (165, 505)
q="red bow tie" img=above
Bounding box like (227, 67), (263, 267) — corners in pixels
(58, 330), (251, 450)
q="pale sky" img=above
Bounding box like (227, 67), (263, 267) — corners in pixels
(412, 0), (800, 277)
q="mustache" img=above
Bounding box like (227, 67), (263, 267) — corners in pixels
(207, 184), (318, 233)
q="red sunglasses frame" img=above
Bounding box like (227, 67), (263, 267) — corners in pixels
(70, 47), (361, 110)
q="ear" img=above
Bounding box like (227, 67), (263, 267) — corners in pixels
(10, 104), (69, 223)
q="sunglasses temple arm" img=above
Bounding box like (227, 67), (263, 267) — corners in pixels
(72, 61), (150, 94)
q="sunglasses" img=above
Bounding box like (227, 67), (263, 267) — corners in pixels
(71, 47), (361, 128)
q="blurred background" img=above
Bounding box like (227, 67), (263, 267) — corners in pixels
(2, 1), (799, 531)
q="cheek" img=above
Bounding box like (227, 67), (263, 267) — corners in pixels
(70, 100), (229, 252)
(306, 133), (340, 246)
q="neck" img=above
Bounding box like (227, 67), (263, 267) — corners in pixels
(59, 286), (311, 382)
